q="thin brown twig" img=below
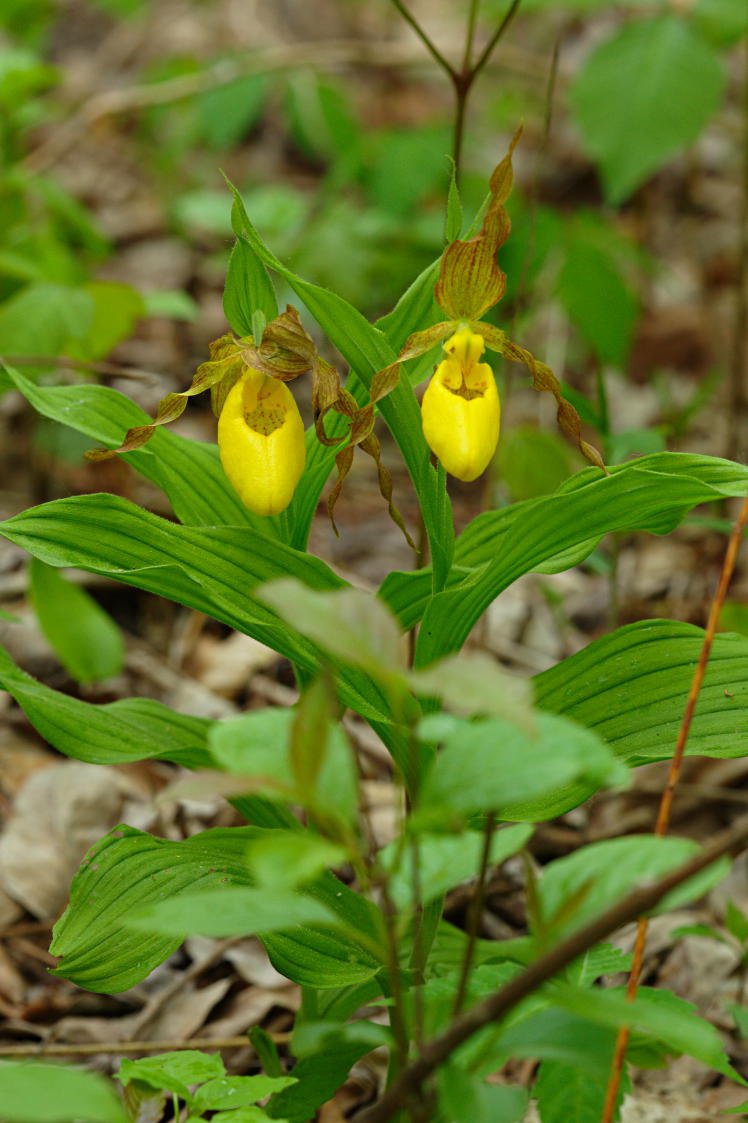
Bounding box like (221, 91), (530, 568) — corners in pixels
(388, 0), (456, 77)
(0, 1034), (289, 1057)
(601, 491), (748, 1123)
(353, 812), (748, 1123)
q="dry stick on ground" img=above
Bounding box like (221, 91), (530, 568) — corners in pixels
(600, 490), (748, 1123)
(0, 1034), (289, 1057)
(351, 813), (748, 1123)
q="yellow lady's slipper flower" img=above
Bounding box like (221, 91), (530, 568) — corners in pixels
(421, 327), (500, 482)
(217, 367), (306, 516)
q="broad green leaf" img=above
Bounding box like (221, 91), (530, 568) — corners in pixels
(694, 0), (748, 45)
(553, 986), (742, 1082)
(0, 493), (399, 729)
(258, 579), (402, 673)
(3, 364), (263, 531)
(417, 713), (626, 825)
(194, 1076), (296, 1111)
(409, 650), (534, 732)
(226, 183), (455, 589)
(533, 1059), (629, 1123)
(570, 17), (726, 203)
(199, 73), (267, 150)
(538, 837), (728, 941)
(413, 455), (748, 665)
(119, 1052), (224, 1100)
(726, 900), (748, 944)
(496, 426), (576, 503)
(557, 239), (637, 366)
(437, 1065), (528, 1123)
(50, 825), (383, 992)
(265, 1044), (373, 1123)
(493, 1006), (618, 1077)
(209, 708), (358, 826)
(385, 824), (533, 908)
(381, 453), (748, 633)
(67, 281), (144, 361)
(0, 283), (93, 359)
(127, 887), (343, 938)
(0, 1062), (127, 1123)
(30, 559), (123, 684)
(248, 834), (347, 891)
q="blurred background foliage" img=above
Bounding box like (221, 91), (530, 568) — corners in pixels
(0, 0), (746, 510)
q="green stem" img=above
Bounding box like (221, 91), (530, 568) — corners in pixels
(461, 0), (482, 73)
(451, 812), (496, 1015)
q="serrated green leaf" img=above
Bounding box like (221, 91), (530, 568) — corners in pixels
(437, 1065), (528, 1123)
(538, 837), (728, 941)
(0, 1062), (128, 1123)
(533, 1059), (629, 1123)
(209, 707), (358, 826)
(384, 824), (533, 908)
(30, 559), (123, 684)
(50, 825), (383, 993)
(552, 986), (743, 1083)
(119, 1053), (224, 1100)
(417, 713), (625, 825)
(571, 17), (726, 203)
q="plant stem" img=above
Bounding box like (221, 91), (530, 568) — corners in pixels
(600, 490), (748, 1123)
(452, 812), (496, 1016)
(353, 812), (748, 1123)
(461, 0), (482, 73)
(409, 833), (427, 1050)
(388, 0), (455, 76)
(727, 32), (748, 463)
(471, 0), (524, 80)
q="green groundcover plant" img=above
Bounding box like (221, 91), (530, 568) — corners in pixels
(1, 134), (748, 1123)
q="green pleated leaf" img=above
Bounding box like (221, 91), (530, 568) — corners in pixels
(0, 1063), (127, 1123)
(226, 182), (455, 588)
(0, 643), (212, 767)
(507, 619), (748, 818)
(3, 363), (262, 532)
(537, 618), (748, 766)
(381, 452), (748, 631)
(223, 219), (278, 336)
(0, 493), (395, 728)
(414, 454), (748, 666)
(50, 825), (383, 993)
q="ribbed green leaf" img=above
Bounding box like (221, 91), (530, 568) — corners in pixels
(3, 363), (262, 532)
(501, 619), (748, 821)
(537, 619), (748, 766)
(382, 453), (748, 631)
(0, 493), (395, 727)
(415, 455), (748, 665)
(0, 643), (211, 767)
(223, 222), (278, 335)
(227, 184), (455, 588)
(50, 826), (383, 993)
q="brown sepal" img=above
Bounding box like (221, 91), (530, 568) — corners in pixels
(85, 340), (245, 461)
(481, 324), (607, 473)
(434, 127), (522, 322)
(239, 306), (316, 381)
